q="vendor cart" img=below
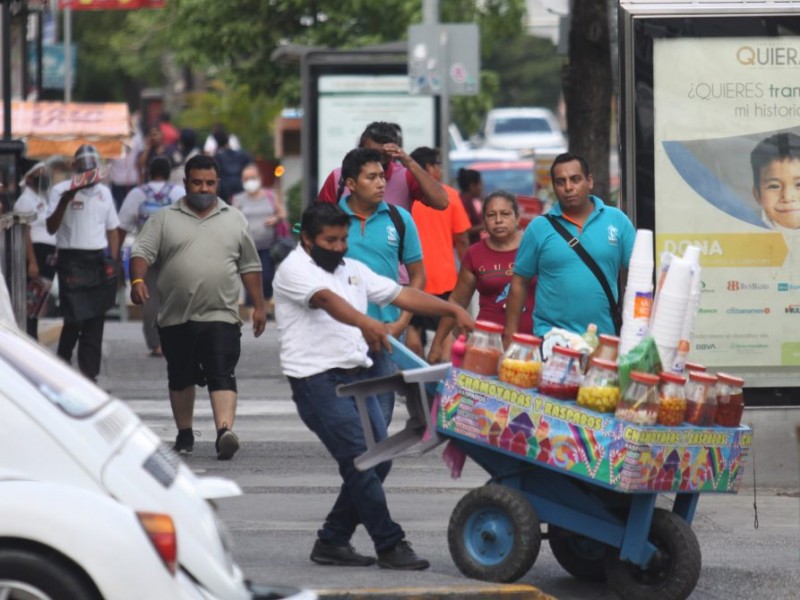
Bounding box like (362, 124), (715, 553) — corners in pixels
(338, 339), (752, 600)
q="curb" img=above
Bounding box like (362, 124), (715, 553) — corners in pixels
(315, 584), (555, 600)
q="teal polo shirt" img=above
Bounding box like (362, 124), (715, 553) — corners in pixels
(339, 198), (423, 322)
(514, 196), (635, 336)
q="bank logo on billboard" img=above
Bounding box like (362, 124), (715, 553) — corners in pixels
(726, 281), (769, 291)
(700, 280), (714, 293)
(785, 305), (800, 314)
(777, 282), (800, 292)
(726, 307), (771, 315)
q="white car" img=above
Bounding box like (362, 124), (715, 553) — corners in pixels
(0, 321), (314, 600)
(481, 106), (567, 154)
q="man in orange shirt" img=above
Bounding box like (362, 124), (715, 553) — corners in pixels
(407, 147), (471, 358)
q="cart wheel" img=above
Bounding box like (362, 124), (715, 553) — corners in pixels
(447, 484), (541, 583)
(548, 524), (608, 582)
(604, 508), (701, 600)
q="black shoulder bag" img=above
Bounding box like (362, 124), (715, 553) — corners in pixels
(545, 214), (623, 335)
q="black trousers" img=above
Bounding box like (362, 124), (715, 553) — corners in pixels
(57, 313), (105, 381)
(26, 243), (57, 338)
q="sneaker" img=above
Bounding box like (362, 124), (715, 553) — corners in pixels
(173, 428), (194, 455)
(216, 428), (240, 461)
(310, 540), (376, 567)
(377, 540), (430, 570)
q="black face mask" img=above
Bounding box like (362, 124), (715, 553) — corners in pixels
(310, 244), (345, 273)
(185, 192), (216, 211)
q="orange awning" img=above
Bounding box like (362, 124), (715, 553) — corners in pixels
(0, 101), (132, 159)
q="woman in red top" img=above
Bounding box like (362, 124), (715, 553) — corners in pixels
(428, 190), (536, 363)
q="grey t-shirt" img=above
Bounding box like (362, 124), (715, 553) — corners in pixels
(131, 198), (261, 327)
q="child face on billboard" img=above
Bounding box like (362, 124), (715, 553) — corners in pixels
(753, 158), (800, 230)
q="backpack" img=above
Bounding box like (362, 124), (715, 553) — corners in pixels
(386, 204), (406, 263)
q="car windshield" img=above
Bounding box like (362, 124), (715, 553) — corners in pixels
(0, 326), (110, 417)
(493, 117), (552, 135)
(471, 163), (535, 197)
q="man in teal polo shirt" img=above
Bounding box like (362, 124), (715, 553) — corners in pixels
(337, 148), (425, 424)
(504, 152), (634, 341)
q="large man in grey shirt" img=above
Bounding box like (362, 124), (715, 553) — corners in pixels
(130, 154), (266, 460)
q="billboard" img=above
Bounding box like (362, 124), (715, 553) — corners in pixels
(316, 75), (435, 189)
(653, 37), (800, 370)
(619, 5), (800, 390)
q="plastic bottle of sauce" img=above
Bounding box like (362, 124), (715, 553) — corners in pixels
(498, 334), (542, 388)
(657, 371), (687, 426)
(577, 358), (620, 412)
(615, 371), (660, 425)
(684, 371), (718, 426)
(461, 321), (504, 376)
(582, 323), (599, 351)
(714, 373), (745, 427)
(539, 345), (583, 400)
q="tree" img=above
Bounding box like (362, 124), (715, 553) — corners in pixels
(165, 0), (527, 105)
(563, 0), (611, 201)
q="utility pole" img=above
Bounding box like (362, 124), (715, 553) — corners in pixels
(423, 0), (450, 179)
(63, 7), (71, 102)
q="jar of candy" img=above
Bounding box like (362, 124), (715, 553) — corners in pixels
(539, 345), (583, 400)
(714, 373), (745, 427)
(684, 361), (706, 373)
(657, 371), (687, 426)
(595, 334), (620, 362)
(498, 334), (542, 388)
(462, 320), (505, 376)
(615, 371), (660, 425)
(577, 358), (620, 412)
(684, 371), (718, 426)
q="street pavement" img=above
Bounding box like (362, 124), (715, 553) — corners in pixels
(60, 321), (800, 599)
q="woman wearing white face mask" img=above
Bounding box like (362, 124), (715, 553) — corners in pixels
(231, 164), (287, 318)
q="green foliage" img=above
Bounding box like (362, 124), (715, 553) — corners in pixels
(166, 0), (528, 106)
(285, 181), (303, 229)
(61, 0), (556, 147)
(451, 71), (500, 138)
(487, 34), (563, 115)
(60, 10), (166, 103)
(177, 81), (282, 157)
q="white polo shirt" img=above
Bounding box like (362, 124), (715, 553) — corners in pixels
(13, 187), (56, 245)
(274, 246), (401, 379)
(48, 180), (120, 250)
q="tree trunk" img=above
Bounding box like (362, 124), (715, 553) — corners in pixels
(563, 0), (612, 202)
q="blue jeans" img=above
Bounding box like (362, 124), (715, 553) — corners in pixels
(367, 349), (398, 427)
(288, 369), (404, 552)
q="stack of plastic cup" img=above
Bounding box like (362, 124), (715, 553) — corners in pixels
(650, 257), (693, 366)
(619, 230), (654, 355)
(671, 246), (702, 372)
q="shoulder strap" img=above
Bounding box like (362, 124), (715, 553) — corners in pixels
(387, 204), (406, 263)
(545, 214), (621, 333)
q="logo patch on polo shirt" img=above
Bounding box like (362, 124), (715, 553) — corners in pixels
(607, 225), (619, 245)
(386, 225), (399, 246)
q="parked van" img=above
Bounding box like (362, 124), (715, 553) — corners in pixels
(481, 107), (567, 154)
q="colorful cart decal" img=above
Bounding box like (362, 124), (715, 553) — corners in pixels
(438, 368), (751, 493)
